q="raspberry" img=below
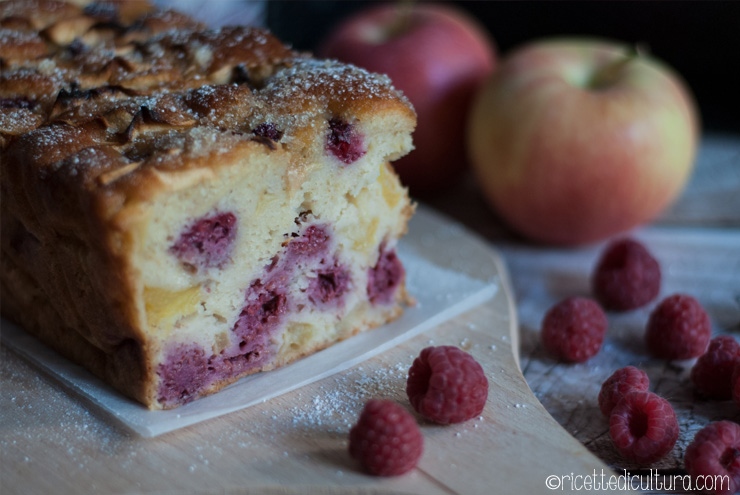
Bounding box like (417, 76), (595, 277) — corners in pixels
(308, 262), (350, 307)
(406, 346), (488, 424)
(684, 421), (740, 495)
(326, 117), (365, 164)
(234, 279), (287, 347)
(645, 294), (712, 360)
(541, 297), (607, 363)
(733, 364), (740, 408)
(170, 211), (237, 272)
(348, 399), (423, 476)
(598, 366), (650, 417)
(609, 391), (679, 465)
(252, 122), (283, 141)
(157, 343), (210, 407)
(367, 246), (404, 305)
(592, 238), (661, 311)
(691, 335), (740, 400)
(287, 224), (330, 259)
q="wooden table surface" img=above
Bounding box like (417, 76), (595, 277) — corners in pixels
(1, 241), (617, 495)
(425, 131), (740, 492)
(2, 132), (738, 495)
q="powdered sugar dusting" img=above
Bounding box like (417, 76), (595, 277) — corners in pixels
(0, 27), (41, 46)
(1, 5), (412, 190)
(1, 343), (411, 477)
(1, 346), (134, 478)
(289, 361), (410, 433)
(262, 58), (401, 103)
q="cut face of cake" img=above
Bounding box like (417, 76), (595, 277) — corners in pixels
(0, 1), (416, 409)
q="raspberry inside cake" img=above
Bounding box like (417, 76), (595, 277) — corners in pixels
(143, 153), (413, 408)
(0, 1), (416, 409)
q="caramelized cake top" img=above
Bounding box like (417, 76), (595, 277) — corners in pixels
(1, 0), (415, 209)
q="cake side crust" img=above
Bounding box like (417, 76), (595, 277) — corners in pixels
(0, 0), (417, 409)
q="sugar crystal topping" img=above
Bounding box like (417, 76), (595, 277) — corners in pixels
(0, 0), (412, 186)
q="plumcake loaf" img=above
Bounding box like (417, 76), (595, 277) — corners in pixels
(0, 1), (416, 409)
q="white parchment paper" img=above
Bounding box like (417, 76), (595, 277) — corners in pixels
(1, 206), (499, 437)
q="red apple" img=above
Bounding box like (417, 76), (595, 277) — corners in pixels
(319, 3), (496, 196)
(467, 38), (699, 245)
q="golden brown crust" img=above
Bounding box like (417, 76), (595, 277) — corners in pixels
(1, 0), (413, 208)
(1, 1), (415, 408)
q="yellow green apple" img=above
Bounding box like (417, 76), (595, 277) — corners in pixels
(467, 38), (699, 245)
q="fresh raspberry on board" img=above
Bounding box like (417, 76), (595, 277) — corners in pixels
(406, 346), (488, 424)
(684, 421), (740, 495)
(645, 294), (712, 360)
(592, 238), (661, 311)
(348, 399), (423, 477)
(609, 391), (679, 465)
(598, 366), (650, 417)
(690, 335), (740, 400)
(541, 297), (607, 363)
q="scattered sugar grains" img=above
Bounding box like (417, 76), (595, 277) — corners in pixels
(1, 347), (139, 477)
(290, 362), (409, 433)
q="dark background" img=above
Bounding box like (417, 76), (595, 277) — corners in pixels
(267, 1), (740, 134)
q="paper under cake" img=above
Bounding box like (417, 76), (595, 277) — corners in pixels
(0, 1), (416, 409)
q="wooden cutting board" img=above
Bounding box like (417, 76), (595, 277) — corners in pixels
(0, 212), (625, 495)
